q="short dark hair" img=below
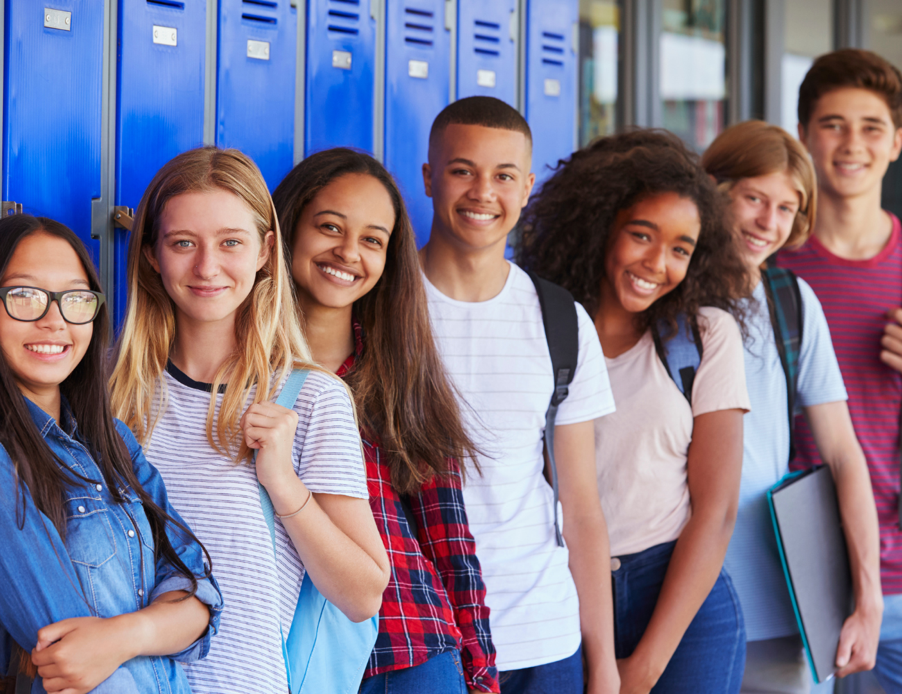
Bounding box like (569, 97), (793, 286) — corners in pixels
(429, 96), (532, 153)
(798, 49), (902, 129)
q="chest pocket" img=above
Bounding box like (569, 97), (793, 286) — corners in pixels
(65, 497), (117, 568)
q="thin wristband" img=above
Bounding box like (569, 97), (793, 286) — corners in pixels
(275, 489), (312, 519)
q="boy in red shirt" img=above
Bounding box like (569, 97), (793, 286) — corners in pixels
(779, 49), (902, 689)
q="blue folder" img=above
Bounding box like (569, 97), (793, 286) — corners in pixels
(767, 465), (852, 684)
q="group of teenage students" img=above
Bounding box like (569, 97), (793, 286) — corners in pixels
(1, 46), (901, 694)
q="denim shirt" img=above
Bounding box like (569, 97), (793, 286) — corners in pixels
(0, 398), (223, 694)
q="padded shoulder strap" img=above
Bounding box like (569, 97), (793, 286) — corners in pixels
(652, 314), (703, 403)
(526, 270), (578, 548)
(761, 266), (803, 461)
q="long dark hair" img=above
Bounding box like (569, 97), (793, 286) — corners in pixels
(517, 130), (750, 338)
(0, 215), (207, 594)
(273, 148), (479, 494)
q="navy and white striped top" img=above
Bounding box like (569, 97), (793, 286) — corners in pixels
(144, 363), (368, 694)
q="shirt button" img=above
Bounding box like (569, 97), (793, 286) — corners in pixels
(611, 557), (621, 571)
(77, 506), (86, 513)
(95, 484), (103, 492)
(127, 530), (135, 538)
(138, 589), (144, 597)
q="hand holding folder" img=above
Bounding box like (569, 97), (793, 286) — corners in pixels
(768, 465), (853, 685)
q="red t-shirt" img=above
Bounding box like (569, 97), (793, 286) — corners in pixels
(779, 213), (902, 593)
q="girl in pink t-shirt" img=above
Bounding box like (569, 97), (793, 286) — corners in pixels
(519, 130), (751, 694)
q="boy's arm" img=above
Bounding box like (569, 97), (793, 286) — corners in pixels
(879, 307), (902, 373)
(804, 400), (882, 676)
(554, 419), (619, 694)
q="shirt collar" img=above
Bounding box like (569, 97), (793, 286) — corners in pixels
(336, 319), (364, 379)
(23, 395), (78, 439)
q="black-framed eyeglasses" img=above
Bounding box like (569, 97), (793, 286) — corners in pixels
(0, 286), (105, 325)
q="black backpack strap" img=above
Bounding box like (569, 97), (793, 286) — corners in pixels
(761, 266), (803, 462)
(651, 314), (703, 403)
(526, 270), (578, 548)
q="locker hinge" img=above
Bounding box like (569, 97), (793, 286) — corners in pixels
(444, 0), (453, 31)
(1, 202), (22, 217)
(112, 206), (135, 231)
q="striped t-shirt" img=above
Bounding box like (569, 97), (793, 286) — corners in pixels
(779, 213), (902, 594)
(424, 262), (616, 671)
(143, 364), (368, 694)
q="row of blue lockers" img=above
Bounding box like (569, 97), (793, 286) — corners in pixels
(3, 0), (578, 324)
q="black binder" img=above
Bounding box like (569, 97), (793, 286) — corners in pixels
(767, 465), (852, 684)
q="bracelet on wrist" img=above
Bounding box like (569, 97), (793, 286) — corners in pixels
(275, 489), (312, 519)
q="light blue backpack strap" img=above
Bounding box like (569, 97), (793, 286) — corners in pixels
(256, 369), (309, 687)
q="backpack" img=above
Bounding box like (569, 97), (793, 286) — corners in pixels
(257, 369), (379, 694)
(526, 270), (579, 548)
(650, 266), (803, 460)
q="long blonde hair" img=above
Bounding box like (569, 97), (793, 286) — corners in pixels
(110, 147), (315, 460)
(702, 120), (817, 250)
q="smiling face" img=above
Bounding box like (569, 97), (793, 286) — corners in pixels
(145, 188), (274, 331)
(423, 123), (535, 253)
(291, 173), (395, 311)
(0, 232), (93, 407)
(800, 87), (902, 201)
(727, 171), (802, 271)
(602, 192), (701, 314)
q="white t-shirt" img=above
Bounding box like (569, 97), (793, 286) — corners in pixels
(423, 262), (616, 671)
(144, 365), (368, 694)
(596, 307), (751, 556)
(725, 278), (847, 641)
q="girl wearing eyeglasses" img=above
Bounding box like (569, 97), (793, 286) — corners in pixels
(0, 214), (222, 694)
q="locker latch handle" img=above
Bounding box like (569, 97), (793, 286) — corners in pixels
(112, 206), (135, 231)
(1, 202), (22, 217)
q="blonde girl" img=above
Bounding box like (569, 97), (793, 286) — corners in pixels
(110, 147), (390, 694)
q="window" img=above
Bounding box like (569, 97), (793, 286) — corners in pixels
(578, 0), (619, 145)
(781, 0), (833, 134)
(660, 0), (726, 151)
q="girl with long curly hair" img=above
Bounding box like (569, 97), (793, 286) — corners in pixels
(704, 121), (881, 691)
(518, 130), (751, 693)
(272, 148), (497, 694)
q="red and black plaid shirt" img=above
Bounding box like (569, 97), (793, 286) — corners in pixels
(338, 324), (498, 692)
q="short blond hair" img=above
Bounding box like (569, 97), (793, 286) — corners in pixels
(702, 120), (816, 249)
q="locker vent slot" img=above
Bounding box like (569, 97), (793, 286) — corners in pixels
(473, 18), (501, 56)
(243, 0), (278, 6)
(404, 7), (435, 46)
(242, 13), (278, 24)
(541, 31), (565, 66)
(147, 0), (186, 8)
(328, 0), (361, 35)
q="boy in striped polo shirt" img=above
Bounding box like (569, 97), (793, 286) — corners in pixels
(417, 96), (619, 694)
(779, 49), (902, 690)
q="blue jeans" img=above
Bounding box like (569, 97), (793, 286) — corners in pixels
(358, 650), (467, 694)
(612, 541), (746, 693)
(499, 645), (583, 694)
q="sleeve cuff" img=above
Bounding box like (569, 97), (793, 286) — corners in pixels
(150, 574), (223, 662)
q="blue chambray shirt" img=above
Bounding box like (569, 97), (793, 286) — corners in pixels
(0, 398), (223, 693)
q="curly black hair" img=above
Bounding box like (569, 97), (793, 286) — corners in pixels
(516, 129), (750, 340)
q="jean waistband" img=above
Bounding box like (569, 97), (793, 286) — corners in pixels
(612, 540), (677, 571)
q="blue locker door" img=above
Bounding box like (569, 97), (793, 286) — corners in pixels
(384, 0), (450, 246)
(524, 0), (577, 187)
(305, 0), (377, 155)
(217, 0), (297, 190)
(3, 1), (104, 262)
(456, 0), (516, 106)
(115, 0), (207, 327)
